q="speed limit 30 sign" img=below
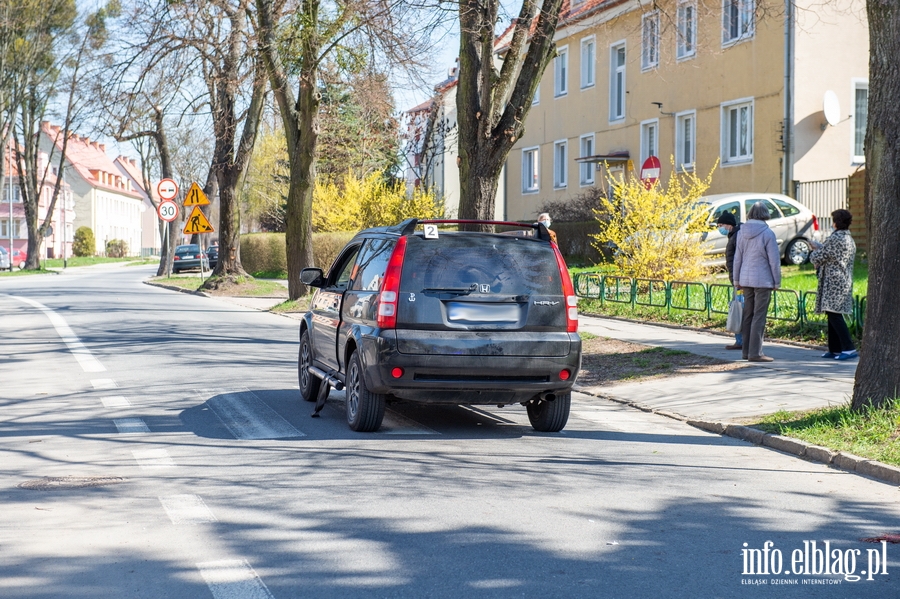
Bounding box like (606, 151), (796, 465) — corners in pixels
(157, 200), (179, 222)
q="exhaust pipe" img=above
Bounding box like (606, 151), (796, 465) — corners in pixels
(308, 366), (345, 391)
(539, 392), (557, 402)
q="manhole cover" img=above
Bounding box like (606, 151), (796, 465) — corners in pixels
(18, 476), (127, 490)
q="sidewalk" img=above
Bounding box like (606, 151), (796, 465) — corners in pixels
(576, 315), (857, 422)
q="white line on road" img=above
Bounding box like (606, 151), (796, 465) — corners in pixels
(102, 396), (131, 408)
(197, 560), (275, 599)
(204, 389), (305, 440)
(92, 379), (118, 390)
(159, 494), (217, 524)
(114, 418), (150, 434)
(132, 448), (176, 469)
(7, 295), (106, 372)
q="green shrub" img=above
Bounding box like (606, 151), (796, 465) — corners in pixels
(241, 231), (356, 276)
(553, 221), (608, 266)
(106, 239), (129, 258)
(73, 227), (95, 257)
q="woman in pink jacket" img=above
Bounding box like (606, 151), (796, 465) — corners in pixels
(733, 202), (782, 362)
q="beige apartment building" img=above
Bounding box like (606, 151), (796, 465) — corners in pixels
(505, 0), (869, 221)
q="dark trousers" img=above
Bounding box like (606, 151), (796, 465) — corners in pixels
(827, 311), (855, 353)
(740, 287), (772, 359)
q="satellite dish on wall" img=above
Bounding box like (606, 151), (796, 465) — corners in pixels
(823, 90), (841, 127)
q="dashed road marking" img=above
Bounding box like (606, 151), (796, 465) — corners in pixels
(205, 389), (305, 440)
(132, 448), (176, 469)
(114, 418), (150, 434)
(8, 296), (106, 372)
(159, 494), (217, 524)
(102, 396), (131, 408)
(197, 559), (274, 599)
(92, 378), (118, 390)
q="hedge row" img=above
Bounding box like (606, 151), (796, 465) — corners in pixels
(241, 232), (356, 276)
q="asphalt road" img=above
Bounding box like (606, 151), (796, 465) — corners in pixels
(1, 264), (899, 598)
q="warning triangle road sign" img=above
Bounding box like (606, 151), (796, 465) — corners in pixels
(183, 206), (215, 234)
(183, 182), (210, 207)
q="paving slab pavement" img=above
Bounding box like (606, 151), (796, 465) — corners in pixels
(577, 315), (858, 422)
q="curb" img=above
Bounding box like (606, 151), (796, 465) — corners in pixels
(143, 280), (211, 297)
(574, 384), (900, 487)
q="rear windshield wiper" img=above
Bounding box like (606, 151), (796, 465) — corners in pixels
(421, 284), (477, 295)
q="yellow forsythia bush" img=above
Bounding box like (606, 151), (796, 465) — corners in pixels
(593, 159), (717, 281)
(313, 172), (443, 232)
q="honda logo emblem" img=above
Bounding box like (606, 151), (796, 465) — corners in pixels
(479, 284), (491, 293)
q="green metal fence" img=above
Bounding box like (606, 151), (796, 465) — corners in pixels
(572, 272), (865, 330)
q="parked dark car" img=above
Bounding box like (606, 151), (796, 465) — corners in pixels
(298, 219), (582, 433)
(172, 244), (208, 273)
(206, 244), (219, 269)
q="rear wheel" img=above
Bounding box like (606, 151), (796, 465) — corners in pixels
(784, 238), (811, 265)
(298, 330), (323, 402)
(346, 350), (386, 432)
(526, 392), (571, 432)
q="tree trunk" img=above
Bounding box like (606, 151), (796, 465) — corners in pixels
(285, 61), (319, 300)
(851, 0), (900, 410)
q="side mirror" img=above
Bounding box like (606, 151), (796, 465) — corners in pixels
(300, 267), (325, 288)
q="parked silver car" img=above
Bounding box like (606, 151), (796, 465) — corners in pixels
(698, 193), (822, 265)
(0, 246), (9, 270)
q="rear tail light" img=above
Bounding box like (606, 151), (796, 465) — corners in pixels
(812, 215), (819, 231)
(391, 367), (404, 378)
(552, 245), (578, 333)
(376, 236), (408, 329)
(559, 369), (571, 381)
(173, 256), (180, 260)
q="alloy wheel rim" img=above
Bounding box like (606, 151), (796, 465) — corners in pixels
(347, 362), (359, 420)
(790, 241), (809, 264)
(299, 342), (310, 389)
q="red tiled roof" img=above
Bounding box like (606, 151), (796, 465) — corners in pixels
(42, 122), (143, 200)
(113, 155), (153, 201)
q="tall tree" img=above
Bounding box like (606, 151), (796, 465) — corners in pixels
(255, 0), (440, 299)
(456, 0), (563, 227)
(851, 1), (900, 410)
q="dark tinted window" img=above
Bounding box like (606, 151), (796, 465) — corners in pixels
(400, 234), (562, 295)
(330, 245), (361, 289)
(350, 238), (394, 291)
(176, 244), (200, 253)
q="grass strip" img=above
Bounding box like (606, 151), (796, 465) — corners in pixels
(752, 402), (900, 467)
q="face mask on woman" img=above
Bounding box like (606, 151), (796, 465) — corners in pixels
(718, 226), (730, 236)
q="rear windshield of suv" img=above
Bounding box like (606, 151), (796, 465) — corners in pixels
(400, 234), (562, 296)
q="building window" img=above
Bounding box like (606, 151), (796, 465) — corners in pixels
(554, 46), (568, 97)
(581, 37), (595, 89)
(853, 81), (868, 163)
(677, 1), (697, 59)
(642, 12), (660, 70)
(579, 134), (595, 185)
(522, 147), (539, 193)
(723, 0), (754, 45)
(610, 42), (626, 121)
(553, 140), (567, 189)
(722, 99), (754, 164)
(675, 111), (696, 171)
(641, 119), (659, 165)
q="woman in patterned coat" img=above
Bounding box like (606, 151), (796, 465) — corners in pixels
(810, 209), (857, 361)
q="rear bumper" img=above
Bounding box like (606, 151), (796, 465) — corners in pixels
(359, 331), (582, 404)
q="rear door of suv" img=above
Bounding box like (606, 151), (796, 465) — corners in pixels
(393, 233), (572, 357)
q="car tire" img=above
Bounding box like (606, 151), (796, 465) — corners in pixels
(298, 329), (323, 402)
(345, 349), (386, 432)
(526, 392), (571, 432)
(784, 238), (811, 265)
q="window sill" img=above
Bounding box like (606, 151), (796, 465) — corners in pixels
(722, 157), (753, 167)
(721, 34), (754, 49)
(522, 188), (540, 195)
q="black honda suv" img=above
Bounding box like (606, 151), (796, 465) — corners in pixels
(298, 219), (581, 433)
